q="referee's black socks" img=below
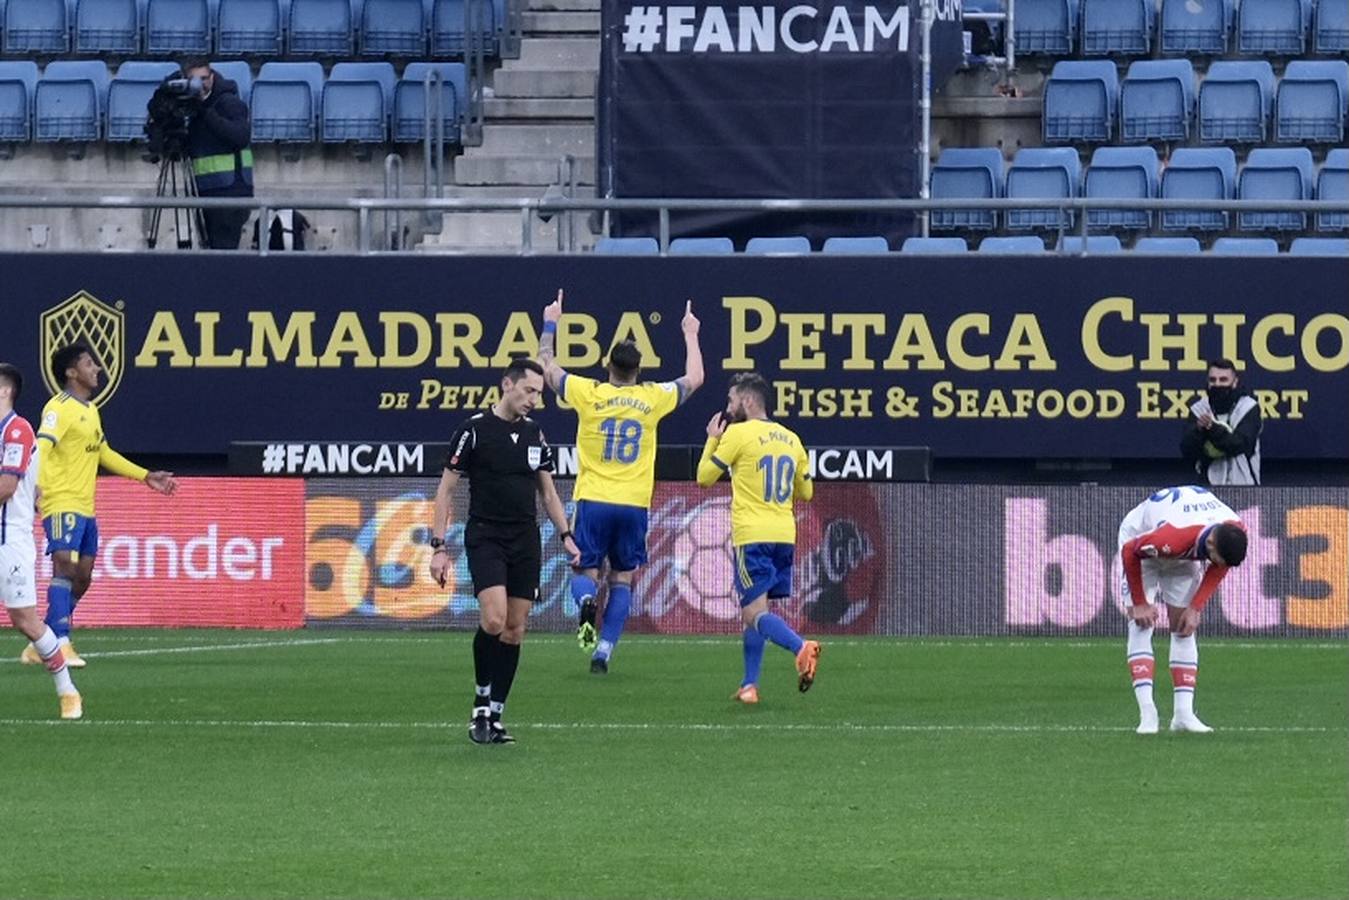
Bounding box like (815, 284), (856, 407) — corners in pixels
(490, 640), (522, 721)
(472, 627), (497, 714)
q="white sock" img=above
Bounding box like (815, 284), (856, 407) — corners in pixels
(1170, 633), (1199, 718)
(595, 639), (614, 660)
(1127, 622), (1156, 715)
(34, 627), (76, 696)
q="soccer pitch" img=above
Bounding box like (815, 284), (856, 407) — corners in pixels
(1, 630), (1345, 900)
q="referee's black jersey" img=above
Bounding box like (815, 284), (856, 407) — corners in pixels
(444, 411), (555, 524)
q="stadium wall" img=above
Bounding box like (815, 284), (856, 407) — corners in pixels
(30, 477), (1349, 638)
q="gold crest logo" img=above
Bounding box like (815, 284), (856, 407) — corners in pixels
(39, 291), (125, 407)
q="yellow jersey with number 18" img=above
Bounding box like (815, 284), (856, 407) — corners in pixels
(710, 418), (813, 546)
(561, 374), (680, 509)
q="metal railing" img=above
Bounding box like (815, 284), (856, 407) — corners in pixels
(0, 194), (1345, 255)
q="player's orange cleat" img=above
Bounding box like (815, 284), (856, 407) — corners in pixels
(795, 640), (821, 693)
(19, 643), (42, 665)
(59, 692), (83, 720)
(733, 684), (759, 704)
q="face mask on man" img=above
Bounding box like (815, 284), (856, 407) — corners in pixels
(1207, 385), (1236, 414)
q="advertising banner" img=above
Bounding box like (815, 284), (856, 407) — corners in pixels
(31, 477), (306, 628)
(0, 254), (1345, 460)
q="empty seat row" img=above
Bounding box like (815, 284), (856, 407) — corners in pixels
(1043, 58), (1348, 145)
(929, 146), (1349, 234)
(593, 234), (1349, 255)
(0, 57), (465, 142)
(1013, 0), (1343, 57)
(0, 0), (503, 57)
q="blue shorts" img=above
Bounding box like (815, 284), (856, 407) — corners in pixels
(734, 543), (794, 605)
(572, 500), (648, 572)
(44, 513), (99, 559)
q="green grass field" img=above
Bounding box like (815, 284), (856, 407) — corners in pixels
(1, 630), (1345, 900)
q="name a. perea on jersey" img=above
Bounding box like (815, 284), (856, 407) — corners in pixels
(757, 430), (795, 446)
(593, 396), (655, 415)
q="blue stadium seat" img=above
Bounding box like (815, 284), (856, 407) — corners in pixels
(1288, 237), (1349, 255)
(1160, 0), (1231, 54)
(75, 0), (139, 52)
(432, 0), (498, 56)
(1014, 0), (1077, 54)
(1133, 236), (1202, 254)
(3, 0), (70, 52)
(216, 0), (282, 54)
(146, 0), (210, 53)
(1238, 147), (1315, 232)
(930, 147), (1004, 231)
(668, 237), (734, 255)
(1161, 147), (1237, 231)
(393, 61), (465, 142)
(1006, 147), (1080, 230)
(1275, 60), (1348, 143)
(899, 237), (968, 254)
(1199, 61), (1275, 143)
(210, 59), (252, 102)
(0, 61), (38, 141)
(1238, 0), (1311, 54)
(1212, 237), (1280, 255)
(1121, 59), (1196, 142)
(1084, 145), (1158, 231)
(322, 61), (394, 142)
(1316, 0), (1349, 53)
(745, 236), (811, 254)
(361, 0), (425, 54)
(35, 60), (109, 141)
(288, 0), (354, 54)
(1081, 0), (1153, 55)
(1316, 148), (1348, 232)
(250, 61), (323, 142)
(593, 236), (659, 255)
(978, 236), (1046, 253)
(1042, 60), (1118, 143)
(821, 236), (890, 254)
(107, 60), (179, 141)
(1057, 235), (1123, 254)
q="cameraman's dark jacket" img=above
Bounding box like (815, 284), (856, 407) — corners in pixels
(189, 74), (253, 197)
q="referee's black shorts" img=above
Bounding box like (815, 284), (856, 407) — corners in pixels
(463, 518), (541, 600)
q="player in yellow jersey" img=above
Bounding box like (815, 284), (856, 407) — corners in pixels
(538, 289), (704, 674)
(697, 372), (820, 703)
(19, 343), (178, 667)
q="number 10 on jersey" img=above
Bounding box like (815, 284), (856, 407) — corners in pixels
(757, 454), (795, 503)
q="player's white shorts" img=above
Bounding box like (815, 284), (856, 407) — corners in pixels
(1116, 550), (1203, 608)
(0, 542), (38, 609)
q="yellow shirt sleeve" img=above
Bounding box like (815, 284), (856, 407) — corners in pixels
(645, 382), (681, 419)
(99, 444), (149, 481)
(561, 373), (596, 408)
(793, 442), (814, 503)
(36, 399), (69, 445)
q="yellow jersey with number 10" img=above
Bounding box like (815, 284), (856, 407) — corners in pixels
(562, 374), (680, 509)
(711, 418), (813, 546)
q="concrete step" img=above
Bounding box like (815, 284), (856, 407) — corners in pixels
(421, 209), (559, 245)
(475, 122), (595, 155)
(523, 10), (600, 32)
(441, 182), (595, 199)
(493, 67), (596, 98)
(515, 37), (600, 69)
(454, 154), (596, 185)
(484, 96), (594, 119)
(528, 0), (599, 12)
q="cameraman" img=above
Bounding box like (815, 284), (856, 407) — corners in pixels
(178, 58), (254, 249)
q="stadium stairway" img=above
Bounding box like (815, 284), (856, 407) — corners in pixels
(416, 0), (599, 253)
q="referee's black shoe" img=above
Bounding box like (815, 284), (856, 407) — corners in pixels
(577, 598), (598, 652)
(488, 722), (516, 744)
(590, 657), (608, 675)
(469, 710), (492, 744)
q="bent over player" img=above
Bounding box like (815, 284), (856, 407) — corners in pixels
(0, 363), (81, 718)
(697, 373), (820, 704)
(538, 289), (704, 674)
(21, 343), (177, 667)
(1119, 485), (1248, 734)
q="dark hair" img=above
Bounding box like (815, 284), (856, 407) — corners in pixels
(0, 362), (21, 402)
(51, 342), (94, 387)
(503, 357), (544, 382)
(1213, 523), (1248, 567)
(607, 340), (642, 377)
(1208, 358), (1238, 374)
(730, 372), (772, 411)
(180, 57), (211, 73)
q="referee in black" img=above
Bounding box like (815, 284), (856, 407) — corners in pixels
(429, 358), (580, 744)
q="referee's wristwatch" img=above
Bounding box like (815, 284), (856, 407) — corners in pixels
(428, 536), (447, 554)
(558, 530), (575, 544)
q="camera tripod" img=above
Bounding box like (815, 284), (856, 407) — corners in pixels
(147, 152), (205, 250)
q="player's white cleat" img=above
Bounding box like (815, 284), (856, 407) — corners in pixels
(1169, 713), (1213, 733)
(59, 692), (83, 720)
(19, 642), (42, 665)
(1136, 707), (1159, 735)
(61, 641), (87, 669)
